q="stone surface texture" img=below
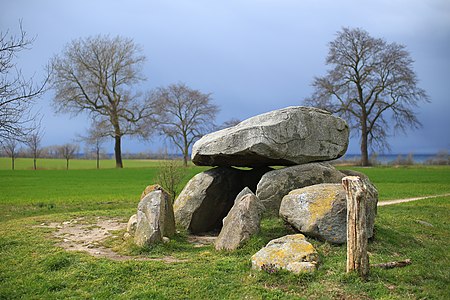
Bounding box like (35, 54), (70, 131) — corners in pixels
(126, 214), (137, 236)
(173, 167), (243, 233)
(251, 234), (319, 274)
(215, 190), (265, 251)
(279, 182), (378, 244)
(191, 106), (349, 167)
(134, 190), (176, 247)
(256, 162), (346, 212)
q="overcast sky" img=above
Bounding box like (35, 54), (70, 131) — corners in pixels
(2, 0), (449, 155)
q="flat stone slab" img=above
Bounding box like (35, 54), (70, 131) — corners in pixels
(191, 106), (349, 167)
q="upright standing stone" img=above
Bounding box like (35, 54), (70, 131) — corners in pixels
(215, 189), (265, 251)
(134, 190), (175, 247)
(173, 167), (244, 233)
(192, 106), (349, 167)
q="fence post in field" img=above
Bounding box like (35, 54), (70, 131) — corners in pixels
(342, 176), (369, 280)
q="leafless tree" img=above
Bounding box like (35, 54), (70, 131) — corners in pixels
(78, 120), (108, 169)
(58, 143), (79, 170)
(305, 27), (429, 166)
(151, 83), (219, 166)
(0, 21), (48, 142)
(2, 137), (19, 170)
(51, 35), (154, 168)
(25, 126), (44, 170)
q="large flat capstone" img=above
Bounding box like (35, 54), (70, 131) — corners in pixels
(191, 106), (349, 167)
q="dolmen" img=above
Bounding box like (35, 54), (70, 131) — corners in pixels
(174, 106), (378, 250)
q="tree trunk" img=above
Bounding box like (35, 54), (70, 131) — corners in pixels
(96, 148), (100, 169)
(114, 135), (123, 168)
(342, 176), (369, 280)
(11, 157), (15, 171)
(360, 118), (370, 166)
(33, 157), (37, 170)
(183, 149), (188, 167)
(182, 131), (188, 167)
(66, 158), (69, 170)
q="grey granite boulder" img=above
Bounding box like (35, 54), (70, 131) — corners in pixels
(256, 162), (346, 212)
(215, 189), (265, 251)
(134, 190), (176, 247)
(174, 167), (242, 233)
(174, 167), (272, 233)
(191, 106), (349, 167)
(251, 234), (319, 274)
(279, 181), (378, 244)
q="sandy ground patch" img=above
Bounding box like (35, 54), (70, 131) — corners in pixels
(35, 217), (186, 262)
(378, 193), (450, 206)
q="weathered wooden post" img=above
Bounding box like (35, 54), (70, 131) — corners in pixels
(342, 176), (369, 280)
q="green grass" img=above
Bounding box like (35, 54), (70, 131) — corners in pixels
(339, 165), (450, 200)
(0, 157), (194, 170)
(0, 164), (449, 299)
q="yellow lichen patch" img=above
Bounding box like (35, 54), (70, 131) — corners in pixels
(251, 234), (319, 274)
(307, 185), (337, 224)
(140, 184), (164, 200)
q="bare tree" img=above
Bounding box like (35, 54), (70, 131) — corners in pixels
(2, 137), (19, 170)
(78, 120), (108, 169)
(152, 83), (219, 166)
(0, 21), (48, 142)
(305, 27), (429, 166)
(58, 143), (78, 170)
(25, 126), (44, 170)
(51, 35), (154, 168)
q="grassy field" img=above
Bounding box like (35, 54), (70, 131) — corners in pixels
(0, 157), (184, 170)
(0, 162), (449, 299)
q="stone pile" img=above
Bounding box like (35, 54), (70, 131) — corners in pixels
(144, 106), (377, 274)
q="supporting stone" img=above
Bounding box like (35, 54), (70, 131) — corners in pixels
(342, 176), (369, 280)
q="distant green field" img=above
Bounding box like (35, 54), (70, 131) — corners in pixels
(337, 165), (450, 200)
(0, 157), (185, 170)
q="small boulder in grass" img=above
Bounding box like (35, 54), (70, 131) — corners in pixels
(251, 234), (319, 274)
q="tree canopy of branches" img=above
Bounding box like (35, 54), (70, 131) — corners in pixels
(78, 121), (108, 169)
(58, 143), (78, 170)
(51, 35), (153, 168)
(305, 27), (429, 166)
(25, 127), (43, 170)
(2, 137), (19, 170)
(0, 21), (48, 142)
(152, 83), (219, 166)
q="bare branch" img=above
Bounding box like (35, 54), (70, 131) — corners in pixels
(51, 35), (153, 168)
(305, 27), (429, 166)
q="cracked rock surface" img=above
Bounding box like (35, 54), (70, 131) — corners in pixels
(191, 106), (349, 167)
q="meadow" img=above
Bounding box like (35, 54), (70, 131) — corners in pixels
(0, 158), (449, 299)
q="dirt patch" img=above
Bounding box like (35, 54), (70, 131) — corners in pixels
(35, 217), (186, 262)
(187, 235), (217, 247)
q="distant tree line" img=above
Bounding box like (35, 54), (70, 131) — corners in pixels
(2, 23), (432, 169)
